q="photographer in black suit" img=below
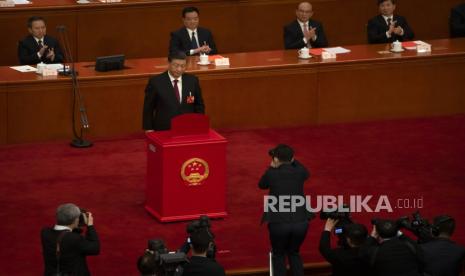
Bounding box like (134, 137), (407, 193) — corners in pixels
(421, 215), (465, 276)
(367, 0), (414, 44)
(18, 16), (63, 65)
(142, 52), (205, 131)
(182, 228), (225, 276)
(360, 219), (424, 276)
(259, 144), (313, 276)
(41, 203), (100, 276)
(319, 218), (370, 276)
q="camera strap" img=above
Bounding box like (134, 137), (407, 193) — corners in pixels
(55, 230), (69, 275)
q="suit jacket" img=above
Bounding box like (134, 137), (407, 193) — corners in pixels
(450, 3), (465, 38)
(284, 19), (328, 49)
(169, 27), (218, 56)
(319, 231), (370, 276)
(142, 71), (205, 131)
(182, 256), (225, 276)
(360, 236), (425, 276)
(420, 238), (465, 276)
(18, 35), (64, 65)
(367, 15), (414, 44)
(258, 160), (313, 223)
(41, 226), (100, 276)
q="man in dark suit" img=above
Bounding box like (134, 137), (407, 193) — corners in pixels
(319, 219), (370, 276)
(169, 7), (217, 56)
(450, 3), (465, 38)
(18, 16), (63, 65)
(421, 215), (465, 276)
(367, 0), (414, 44)
(360, 219), (425, 276)
(41, 203), (100, 276)
(259, 144), (313, 276)
(142, 52), (205, 131)
(284, 2), (328, 49)
(182, 228), (225, 276)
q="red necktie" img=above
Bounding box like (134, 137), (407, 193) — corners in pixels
(173, 79), (180, 103)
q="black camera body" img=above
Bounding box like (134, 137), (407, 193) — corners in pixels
(372, 211), (434, 243)
(181, 215), (217, 259)
(144, 239), (187, 276)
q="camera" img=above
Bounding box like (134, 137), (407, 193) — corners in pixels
(140, 239), (188, 276)
(372, 211), (434, 243)
(320, 204), (354, 248)
(78, 208), (89, 228)
(180, 215), (217, 259)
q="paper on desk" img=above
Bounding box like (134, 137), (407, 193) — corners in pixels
(323, 47), (351, 54)
(13, 0), (31, 4)
(10, 65), (37, 72)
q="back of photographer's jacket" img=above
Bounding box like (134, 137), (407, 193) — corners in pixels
(41, 225), (100, 276)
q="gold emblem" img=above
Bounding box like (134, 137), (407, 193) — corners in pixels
(181, 158), (209, 186)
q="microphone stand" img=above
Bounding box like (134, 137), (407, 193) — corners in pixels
(56, 25), (92, 148)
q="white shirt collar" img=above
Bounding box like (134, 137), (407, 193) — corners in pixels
(382, 15), (393, 21)
(168, 71), (181, 83)
(53, 225), (72, 231)
(297, 19), (309, 26)
(33, 36), (45, 43)
(186, 28), (198, 36)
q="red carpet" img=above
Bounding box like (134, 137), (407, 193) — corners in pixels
(1, 115), (465, 275)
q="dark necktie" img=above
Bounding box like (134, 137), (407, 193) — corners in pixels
(38, 40), (43, 50)
(173, 79), (180, 103)
(387, 18), (392, 27)
(191, 32), (199, 49)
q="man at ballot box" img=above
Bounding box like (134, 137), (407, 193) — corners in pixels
(367, 0), (414, 44)
(284, 2), (328, 49)
(18, 16), (64, 65)
(142, 52), (205, 132)
(169, 6), (218, 56)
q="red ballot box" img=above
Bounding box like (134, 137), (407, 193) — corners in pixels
(145, 114), (227, 222)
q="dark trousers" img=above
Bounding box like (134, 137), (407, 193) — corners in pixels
(268, 221), (309, 276)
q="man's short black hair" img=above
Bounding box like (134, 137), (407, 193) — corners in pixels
(269, 144), (294, 162)
(168, 52), (187, 62)
(27, 16), (45, 28)
(182, 7), (199, 18)
(345, 223), (368, 246)
(137, 251), (157, 275)
(190, 228), (212, 253)
(376, 219), (398, 239)
(433, 215), (455, 236)
(378, 0), (396, 5)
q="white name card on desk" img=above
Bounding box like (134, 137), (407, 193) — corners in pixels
(416, 42), (431, 53)
(321, 51), (336, 60)
(215, 58), (230, 66)
(0, 0), (15, 7)
(323, 47), (351, 54)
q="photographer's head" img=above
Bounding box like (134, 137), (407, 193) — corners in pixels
(433, 215), (455, 238)
(375, 219), (399, 239)
(344, 223), (368, 247)
(190, 228), (213, 256)
(268, 144), (294, 167)
(137, 250), (157, 276)
(56, 203), (81, 228)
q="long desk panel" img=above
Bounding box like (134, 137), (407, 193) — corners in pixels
(1, 0), (463, 66)
(1, 39), (465, 144)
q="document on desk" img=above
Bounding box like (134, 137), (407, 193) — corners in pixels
(10, 65), (37, 72)
(13, 0), (31, 4)
(323, 47), (351, 54)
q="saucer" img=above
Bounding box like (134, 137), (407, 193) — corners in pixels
(390, 48), (405, 53)
(77, 0), (90, 3)
(298, 55), (312, 59)
(197, 61), (210, 65)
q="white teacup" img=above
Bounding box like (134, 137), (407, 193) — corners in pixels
(391, 40), (402, 52)
(36, 62), (46, 74)
(298, 47), (310, 58)
(199, 54), (209, 64)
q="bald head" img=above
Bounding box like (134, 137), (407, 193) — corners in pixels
(296, 2), (313, 22)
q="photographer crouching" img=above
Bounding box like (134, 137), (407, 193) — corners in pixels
(41, 203), (100, 276)
(319, 218), (370, 276)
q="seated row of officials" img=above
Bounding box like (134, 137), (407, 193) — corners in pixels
(17, 1), (465, 65)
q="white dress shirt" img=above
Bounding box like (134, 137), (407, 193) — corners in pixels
(297, 20), (317, 45)
(187, 28), (200, 55)
(168, 72), (182, 103)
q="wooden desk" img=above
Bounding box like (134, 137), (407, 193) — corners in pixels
(1, 0), (463, 65)
(1, 38), (465, 144)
